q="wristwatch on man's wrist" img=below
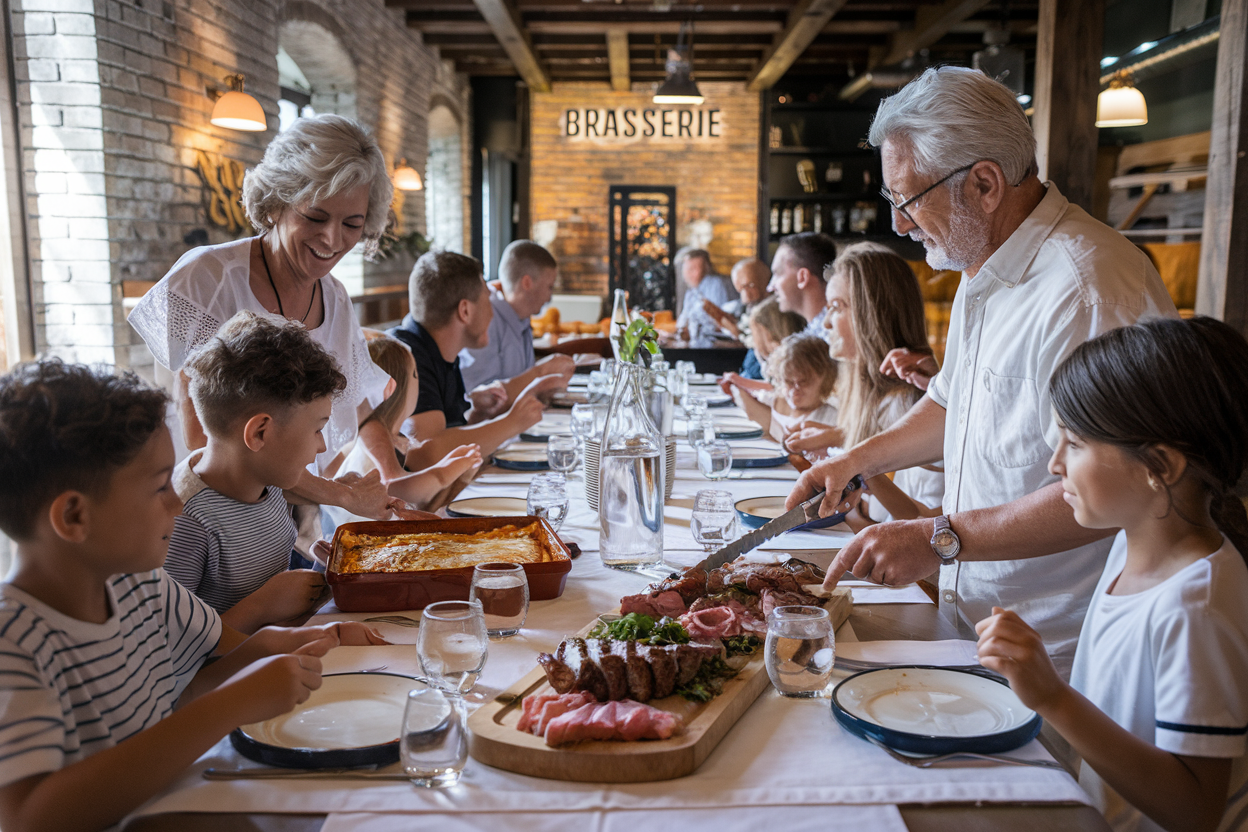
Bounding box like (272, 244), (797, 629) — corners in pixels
(930, 515), (961, 564)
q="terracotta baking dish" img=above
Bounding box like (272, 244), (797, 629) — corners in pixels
(326, 517), (573, 612)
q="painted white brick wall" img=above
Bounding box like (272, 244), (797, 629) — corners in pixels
(9, 0), (471, 376)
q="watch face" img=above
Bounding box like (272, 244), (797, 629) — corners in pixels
(932, 529), (958, 557)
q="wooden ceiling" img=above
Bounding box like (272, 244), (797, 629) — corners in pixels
(386, 0), (1040, 94)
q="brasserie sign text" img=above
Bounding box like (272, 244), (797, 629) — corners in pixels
(561, 107), (724, 144)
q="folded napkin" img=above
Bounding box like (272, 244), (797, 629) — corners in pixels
(848, 584), (935, 605)
(835, 639), (981, 667)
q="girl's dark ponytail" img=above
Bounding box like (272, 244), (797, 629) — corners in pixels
(1211, 490), (1248, 566)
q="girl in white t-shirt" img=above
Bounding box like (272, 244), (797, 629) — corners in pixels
(793, 242), (942, 527)
(977, 316), (1248, 832)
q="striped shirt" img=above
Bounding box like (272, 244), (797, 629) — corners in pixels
(165, 451), (296, 613)
(0, 571), (221, 788)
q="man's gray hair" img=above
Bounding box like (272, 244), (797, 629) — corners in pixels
(242, 114), (394, 258)
(868, 66), (1037, 186)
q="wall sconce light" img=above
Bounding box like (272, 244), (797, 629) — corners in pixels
(1096, 71), (1148, 128)
(211, 74), (267, 132)
(653, 21), (703, 105)
(393, 158), (423, 191)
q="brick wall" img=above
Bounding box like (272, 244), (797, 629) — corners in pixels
(9, 0), (469, 372)
(530, 82), (760, 300)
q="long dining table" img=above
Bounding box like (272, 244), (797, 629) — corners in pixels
(123, 393), (1110, 832)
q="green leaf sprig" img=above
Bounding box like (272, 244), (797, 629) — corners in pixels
(618, 318), (660, 366)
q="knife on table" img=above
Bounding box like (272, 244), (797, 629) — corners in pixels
(694, 475), (865, 572)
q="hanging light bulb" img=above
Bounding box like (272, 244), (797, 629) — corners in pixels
(210, 74), (267, 131)
(392, 158), (423, 191)
(1096, 70), (1148, 127)
(653, 21), (703, 105)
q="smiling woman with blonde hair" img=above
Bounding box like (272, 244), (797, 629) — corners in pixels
(129, 114), (409, 533)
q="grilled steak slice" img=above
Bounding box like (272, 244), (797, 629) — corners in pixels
(537, 652), (577, 694)
(557, 638), (610, 702)
(613, 640), (655, 702)
(638, 644), (679, 698)
(585, 639), (630, 700)
(672, 641), (724, 684)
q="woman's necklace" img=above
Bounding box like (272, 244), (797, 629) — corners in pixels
(259, 239), (318, 323)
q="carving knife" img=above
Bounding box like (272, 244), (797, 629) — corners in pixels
(696, 475), (865, 572)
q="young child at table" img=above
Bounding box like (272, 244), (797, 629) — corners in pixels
(163, 311), (345, 633)
(733, 332), (838, 445)
(0, 358), (385, 832)
(976, 316), (1248, 832)
(818, 242), (942, 526)
(329, 334), (481, 512)
(718, 296), (806, 399)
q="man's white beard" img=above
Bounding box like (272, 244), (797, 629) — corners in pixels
(915, 190), (990, 272)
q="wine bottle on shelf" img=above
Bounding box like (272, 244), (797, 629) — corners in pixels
(793, 203), (804, 233)
(780, 203), (793, 235)
(770, 203), (780, 236)
(812, 203), (823, 234)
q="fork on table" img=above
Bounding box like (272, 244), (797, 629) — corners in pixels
(864, 735), (1067, 770)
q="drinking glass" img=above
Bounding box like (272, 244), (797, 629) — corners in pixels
(469, 562), (529, 638)
(696, 440), (733, 480)
(526, 472), (569, 531)
(547, 433), (579, 473)
(688, 412), (716, 447)
(400, 687), (468, 787)
(416, 600), (488, 694)
(675, 360), (697, 380)
(683, 393), (708, 423)
(570, 403), (596, 446)
(587, 371), (610, 402)
(765, 606), (835, 698)
(691, 489), (738, 552)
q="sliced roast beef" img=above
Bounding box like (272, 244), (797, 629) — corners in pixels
(619, 589), (688, 618)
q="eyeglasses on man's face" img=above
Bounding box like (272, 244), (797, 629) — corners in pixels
(879, 162), (977, 225)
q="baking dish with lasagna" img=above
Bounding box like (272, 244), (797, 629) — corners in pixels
(326, 517), (573, 612)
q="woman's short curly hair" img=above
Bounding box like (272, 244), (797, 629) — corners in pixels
(242, 114), (394, 258)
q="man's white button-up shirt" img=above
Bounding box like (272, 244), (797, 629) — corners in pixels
(926, 183), (1177, 675)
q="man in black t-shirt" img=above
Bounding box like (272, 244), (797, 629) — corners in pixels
(388, 251), (559, 470)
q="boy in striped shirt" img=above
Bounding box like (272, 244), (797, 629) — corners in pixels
(167, 311), (343, 632)
(0, 360), (385, 832)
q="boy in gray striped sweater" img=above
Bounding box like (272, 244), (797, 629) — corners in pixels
(167, 311), (344, 633)
(0, 359), (385, 832)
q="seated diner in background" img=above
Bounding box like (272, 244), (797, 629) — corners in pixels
(388, 250), (559, 470)
(459, 239), (576, 396)
(671, 248), (739, 347)
(791, 66), (1176, 677)
(704, 257), (772, 379)
(127, 113), (408, 530)
(326, 334), (482, 517)
(718, 295), (805, 399)
(767, 231), (839, 335)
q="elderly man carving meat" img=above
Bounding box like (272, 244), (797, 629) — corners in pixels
(786, 66), (1176, 676)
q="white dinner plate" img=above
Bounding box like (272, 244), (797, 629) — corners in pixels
(734, 495), (842, 531)
(730, 446), (790, 468)
(831, 666), (1042, 755)
(447, 496), (530, 518)
(232, 673), (427, 768)
(520, 415), (572, 443)
(548, 390), (591, 408)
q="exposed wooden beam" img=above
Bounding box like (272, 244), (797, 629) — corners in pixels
(878, 0), (993, 66)
(529, 20), (782, 35)
(1197, 0), (1248, 334)
(407, 18), (492, 35)
(472, 0), (551, 91)
(606, 28), (630, 91)
(748, 0), (850, 91)
(1032, 0), (1102, 211)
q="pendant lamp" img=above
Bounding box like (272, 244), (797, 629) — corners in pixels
(1096, 71), (1148, 128)
(211, 74), (267, 132)
(653, 21), (703, 105)
(393, 158), (423, 191)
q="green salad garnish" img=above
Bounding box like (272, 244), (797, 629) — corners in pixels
(587, 613), (690, 645)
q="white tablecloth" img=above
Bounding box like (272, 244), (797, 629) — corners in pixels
(126, 419), (1091, 828)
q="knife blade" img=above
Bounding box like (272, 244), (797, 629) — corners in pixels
(695, 475), (865, 572)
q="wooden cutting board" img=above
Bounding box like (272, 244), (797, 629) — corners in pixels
(467, 587), (852, 782)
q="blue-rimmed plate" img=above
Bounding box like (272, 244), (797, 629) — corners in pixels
(730, 446), (790, 469)
(493, 445), (550, 470)
(230, 672), (426, 769)
(702, 392), (734, 408)
(831, 666), (1042, 756)
(735, 495), (846, 531)
(716, 425), (765, 440)
(520, 415), (571, 444)
(446, 496), (529, 518)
